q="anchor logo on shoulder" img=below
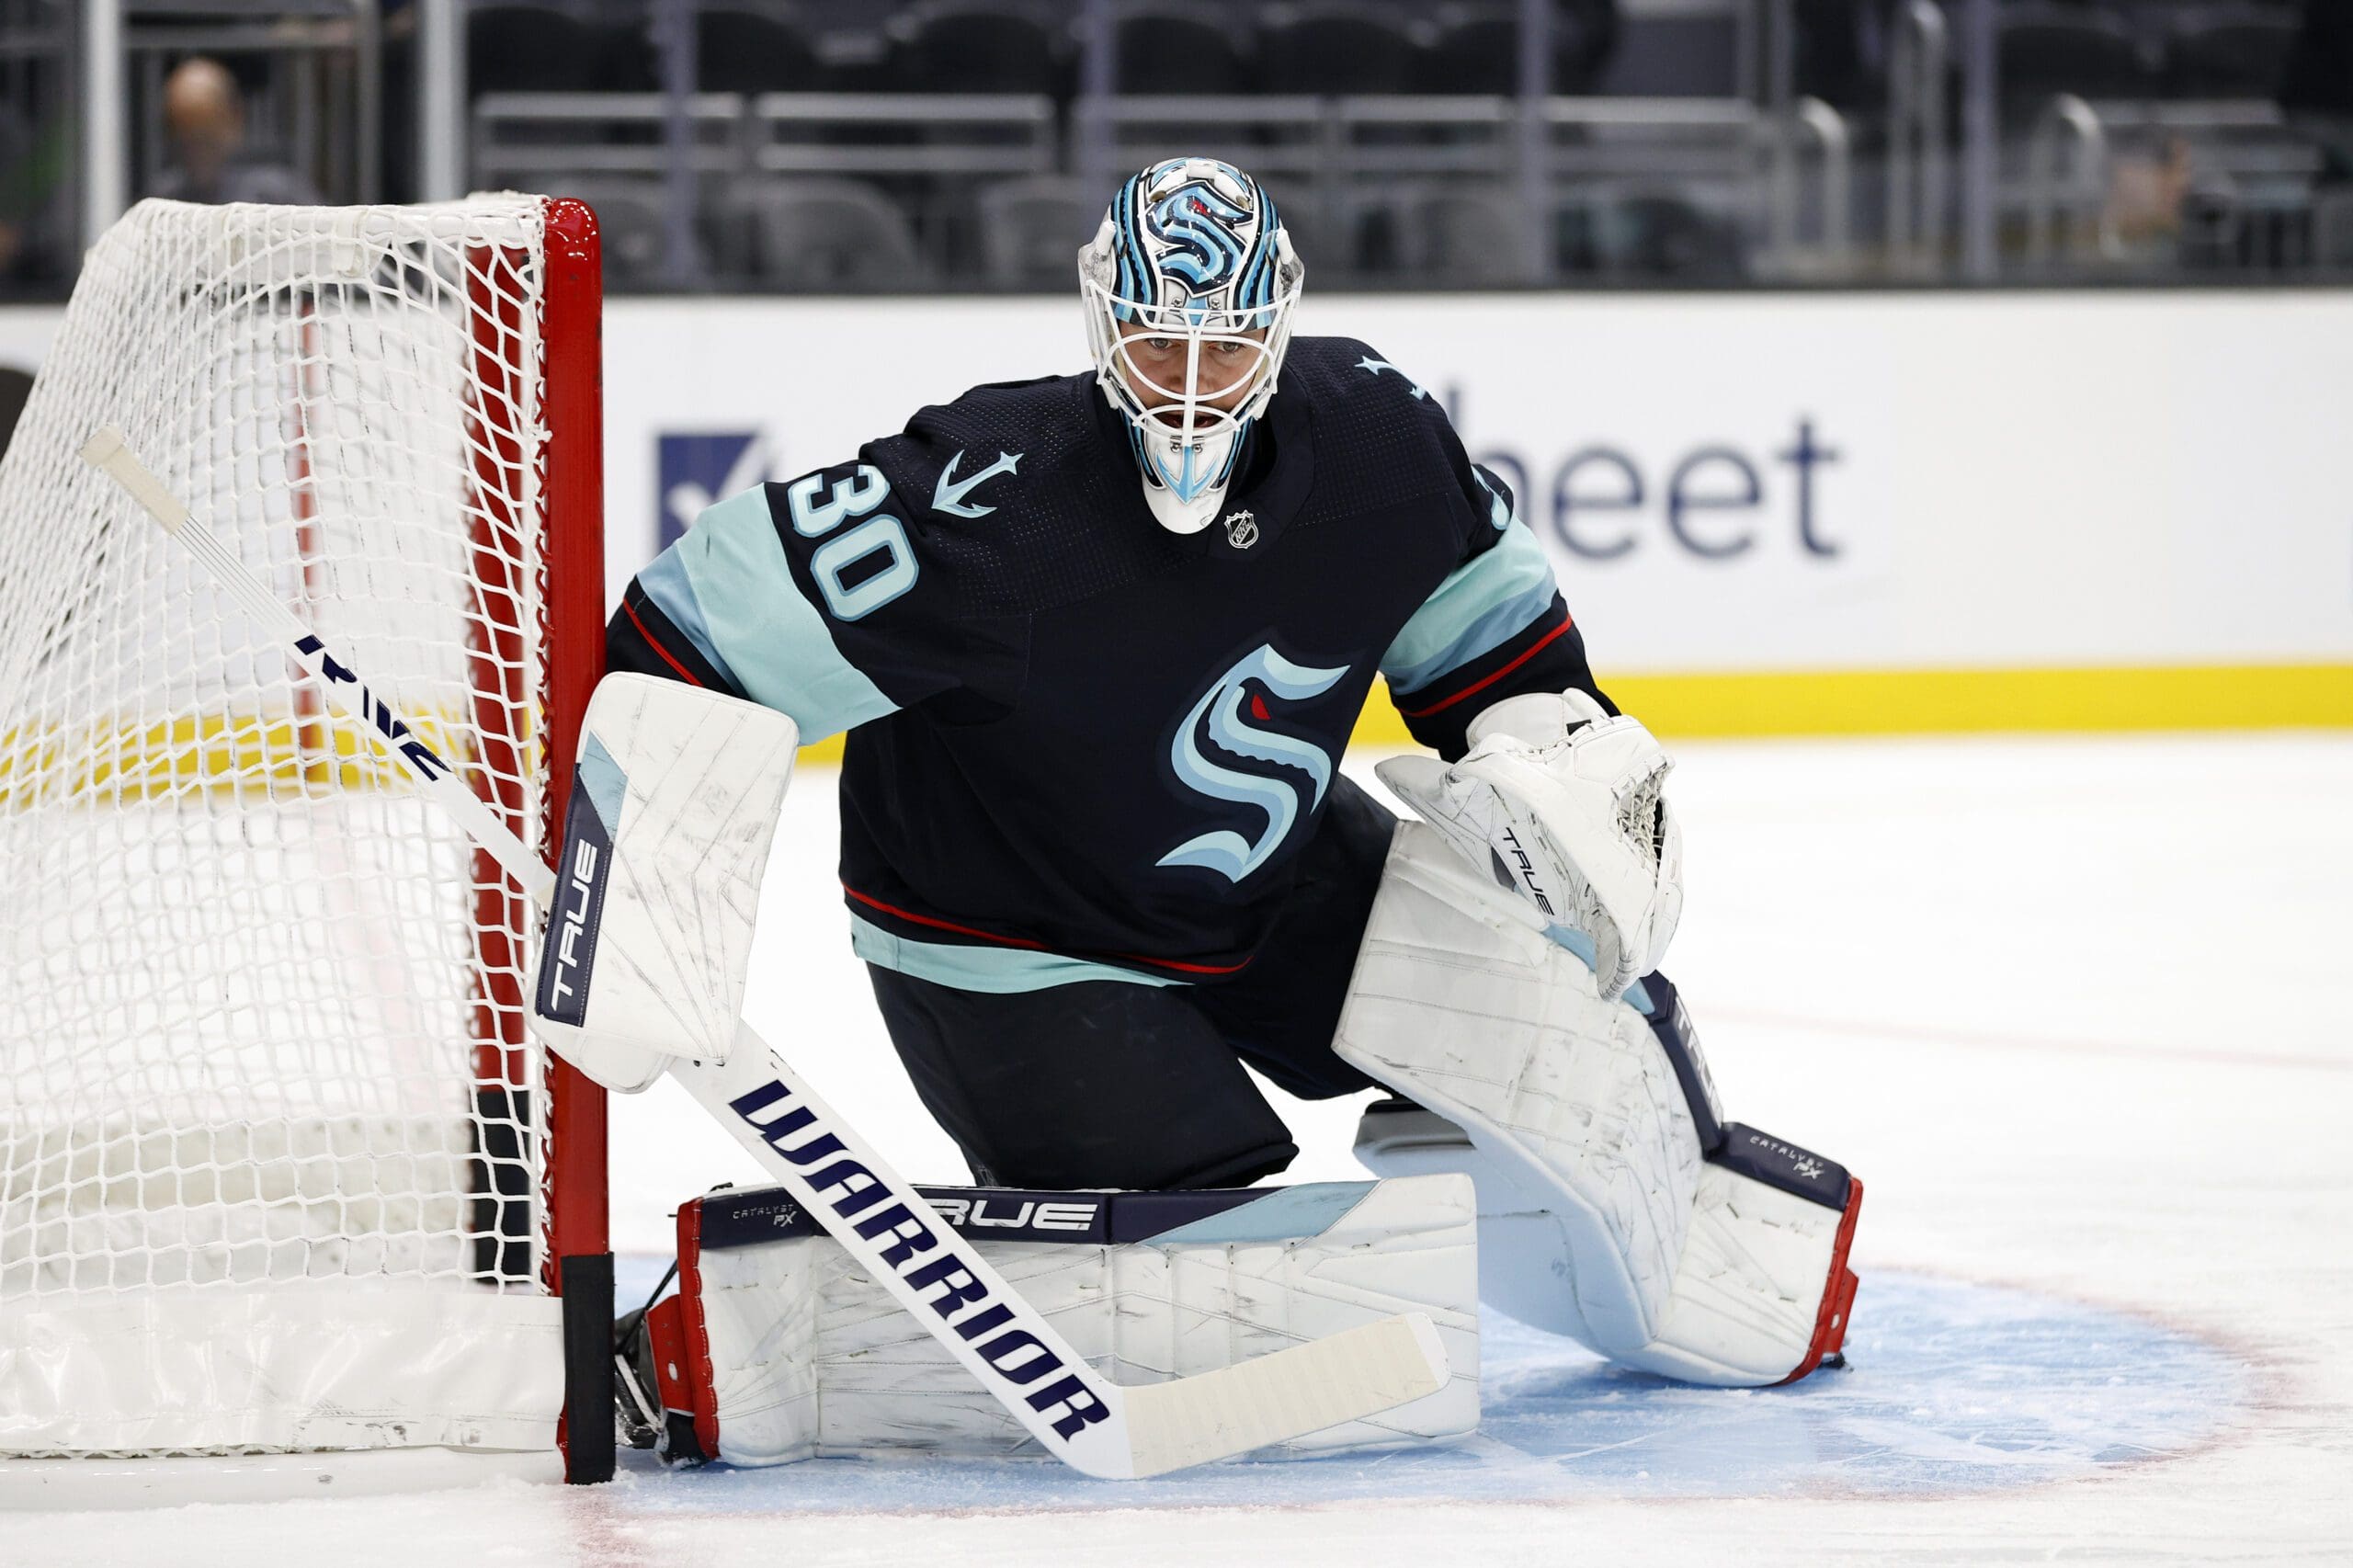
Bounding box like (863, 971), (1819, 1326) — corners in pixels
(1223, 509), (1258, 550)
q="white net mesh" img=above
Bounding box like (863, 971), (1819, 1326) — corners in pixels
(0, 198), (565, 1335)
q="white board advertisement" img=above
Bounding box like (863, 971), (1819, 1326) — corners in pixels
(597, 290), (2353, 683)
(9, 290), (2350, 698)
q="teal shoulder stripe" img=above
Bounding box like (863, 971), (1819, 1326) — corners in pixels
(1381, 520), (1559, 697)
(636, 548), (744, 692)
(848, 913), (1186, 994)
(675, 487), (900, 743)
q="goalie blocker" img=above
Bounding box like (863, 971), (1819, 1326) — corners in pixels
(531, 673), (799, 1094)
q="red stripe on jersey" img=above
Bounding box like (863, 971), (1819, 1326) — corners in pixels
(1397, 612), (1575, 719)
(845, 886), (1051, 949)
(623, 597), (707, 688)
(844, 884), (1254, 976)
(1111, 949), (1254, 975)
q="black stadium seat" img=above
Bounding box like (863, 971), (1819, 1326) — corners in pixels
(1590, 6), (1737, 97)
(696, 7), (826, 95)
(563, 179), (694, 290)
(1417, 10), (1516, 95)
(889, 5), (1067, 96)
(1401, 186), (1533, 284)
(1114, 6), (1251, 95)
(1256, 4), (1421, 96)
(2163, 7), (2300, 98)
(1997, 5), (2154, 115)
(1415, 3), (1620, 96)
(975, 176), (1096, 289)
(467, 4), (601, 96)
(734, 178), (933, 291)
(1556, 188), (1747, 281)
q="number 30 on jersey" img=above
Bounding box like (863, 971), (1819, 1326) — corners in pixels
(785, 463), (917, 621)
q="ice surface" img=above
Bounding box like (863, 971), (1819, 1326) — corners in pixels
(5, 734), (2348, 1565)
(600, 1262), (2249, 1507)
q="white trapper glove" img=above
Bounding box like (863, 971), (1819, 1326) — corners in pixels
(1376, 689), (1683, 1000)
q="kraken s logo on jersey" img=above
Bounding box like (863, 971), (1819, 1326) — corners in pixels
(1158, 643), (1350, 883)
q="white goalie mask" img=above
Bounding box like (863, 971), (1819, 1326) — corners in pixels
(1078, 157), (1305, 534)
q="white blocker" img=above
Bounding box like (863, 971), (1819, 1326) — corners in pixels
(531, 673), (799, 1094)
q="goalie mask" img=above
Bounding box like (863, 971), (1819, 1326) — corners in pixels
(1079, 157), (1304, 534)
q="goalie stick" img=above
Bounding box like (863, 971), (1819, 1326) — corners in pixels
(84, 426), (1449, 1481)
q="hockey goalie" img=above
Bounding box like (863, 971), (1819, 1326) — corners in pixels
(537, 156), (1862, 1468)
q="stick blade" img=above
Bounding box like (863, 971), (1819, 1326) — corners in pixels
(1116, 1311), (1450, 1479)
(78, 425), (126, 467)
(78, 425), (188, 530)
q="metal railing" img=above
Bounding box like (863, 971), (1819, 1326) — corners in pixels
(751, 94), (1059, 180)
(474, 92), (1061, 182)
(38, 0), (2353, 291)
(471, 88), (1848, 286)
(2026, 94), (2110, 265)
(1886, 0), (1949, 276)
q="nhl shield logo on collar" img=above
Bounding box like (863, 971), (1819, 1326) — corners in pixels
(1224, 509), (1258, 549)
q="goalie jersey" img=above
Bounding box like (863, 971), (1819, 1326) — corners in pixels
(608, 337), (1610, 990)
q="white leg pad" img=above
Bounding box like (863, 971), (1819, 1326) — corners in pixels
(652, 1175), (1482, 1465)
(1336, 824), (1697, 1356)
(1624, 1161), (1852, 1384)
(1338, 824), (1859, 1387)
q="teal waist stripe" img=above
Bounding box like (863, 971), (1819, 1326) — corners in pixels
(675, 487), (900, 743)
(1144, 1183), (1378, 1245)
(848, 912), (1187, 994)
(1380, 520), (1559, 697)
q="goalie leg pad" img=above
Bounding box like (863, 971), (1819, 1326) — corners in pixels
(1336, 823), (1860, 1387)
(650, 1176), (1481, 1465)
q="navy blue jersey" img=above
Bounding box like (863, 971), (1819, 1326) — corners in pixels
(609, 336), (1608, 990)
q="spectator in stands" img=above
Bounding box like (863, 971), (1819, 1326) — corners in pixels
(150, 58), (322, 207)
(2105, 136), (2195, 258)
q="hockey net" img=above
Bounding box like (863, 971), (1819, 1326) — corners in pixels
(0, 196), (608, 1480)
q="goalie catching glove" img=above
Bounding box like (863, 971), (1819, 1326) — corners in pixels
(1377, 689), (1682, 1001)
(532, 673), (800, 1093)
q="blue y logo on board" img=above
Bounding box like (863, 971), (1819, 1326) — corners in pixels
(658, 431), (773, 549)
(1159, 643), (1349, 883)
